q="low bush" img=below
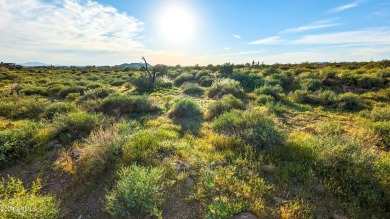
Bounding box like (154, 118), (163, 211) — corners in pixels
(106, 165), (164, 218)
(230, 73), (264, 92)
(0, 96), (50, 119)
(58, 86), (84, 98)
(199, 76), (214, 87)
(0, 177), (58, 219)
(256, 94), (275, 105)
(174, 73), (193, 86)
(76, 121), (135, 177)
(20, 86), (48, 96)
(301, 78), (322, 91)
(255, 85), (282, 99)
(45, 102), (77, 119)
(206, 94), (245, 119)
(99, 93), (159, 115)
(207, 79), (244, 99)
(110, 79), (126, 86)
(337, 92), (364, 111)
(211, 108), (284, 150)
(56, 112), (100, 141)
(0, 121), (42, 166)
(169, 98), (202, 119)
(181, 82), (204, 95)
(78, 87), (114, 102)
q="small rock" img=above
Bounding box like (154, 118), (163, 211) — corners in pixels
(274, 197), (283, 204)
(261, 165), (276, 174)
(184, 163), (192, 170)
(185, 177), (194, 187)
(53, 143), (62, 148)
(315, 184), (325, 193)
(48, 140), (60, 147)
(71, 149), (84, 159)
(173, 163), (181, 171)
(333, 210), (348, 219)
(232, 212), (258, 219)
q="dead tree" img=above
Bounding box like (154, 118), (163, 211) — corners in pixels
(139, 56), (157, 87)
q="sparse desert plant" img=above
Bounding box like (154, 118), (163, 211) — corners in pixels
(106, 165), (164, 218)
(20, 86), (48, 96)
(207, 78), (244, 99)
(255, 85), (282, 99)
(45, 102), (77, 119)
(211, 107), (284, 150)
(206, 94), (245, 119)
(337, 92), (364, 111)
(181, 82), (204, 95)
(0, 121), (42, 166)
(99, 93), (159, 115)
(58, 86), (84, 98)
(256, 94), (275, 105)
(174, 72), (194, 86)
(169, 98), (202, 119)
(0, 177), (58, 219)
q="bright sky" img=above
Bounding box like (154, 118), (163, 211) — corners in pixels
(0, 0), (389, 65)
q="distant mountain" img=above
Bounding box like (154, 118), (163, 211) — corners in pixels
(118, 63), (152, 68)
(21, 62), (50, 67)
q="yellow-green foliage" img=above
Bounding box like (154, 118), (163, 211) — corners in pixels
(106, 165), (164, 218)
(0, 177), (58, 219)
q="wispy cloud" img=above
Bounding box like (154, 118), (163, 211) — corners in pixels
(233, 35), (241, 39)
(328, 1), (361, 14)
(282, 19), (341, 33)
(248, 36), (284, 45)
(0, 0), (144, 64)
(224, 47), (231, 50)
(248, 29), (390, 46)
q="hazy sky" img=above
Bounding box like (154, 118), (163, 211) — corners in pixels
(0, 0), (389, 65)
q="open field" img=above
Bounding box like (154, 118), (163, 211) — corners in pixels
(0, 61), (389, 219)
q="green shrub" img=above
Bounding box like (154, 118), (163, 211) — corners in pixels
(255, 85), (282, 99)
(56, 112), (100, 140)
(0, 121), (41, 166)
(0, 96), (50, 119)
(256, 94), (275, 105)
(169, 98), (202, 119)
(337, 92), (364, 111)
(195, 71), (210, 80)
(369, 106), (390, 122)
(99, 93), (159, 115)
(58, 86), (84, 98)
(315, 90), (338, 105)
(288, 90), (309, 104)
(45, 102), (77, 119)
(110, 79), (126, 86)
(130, 73), (149, 90)
(20, 86), (48, 96)
(211, 108), (283, 150)
(199, 76), (214, 87)
(78, 87), (114, 102)
(77, 121), (135, 177)
(301, 78), (322, 91)
(156, 76), (173, 88)
(230, 73), (264, 92)
(106, 165), (164, 218)
(86, 83), (102, 89)
(206, 94), (245, 119)
(208, 79), (244, 99)
(174, 73), (193, 86)
(181, 82), (204, 95)
(0, 177), (58, 219)
(370, 121), (390, 149)
(65, 92), (80, 101)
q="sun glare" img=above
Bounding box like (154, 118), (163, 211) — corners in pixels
(159, 6), (195, 43)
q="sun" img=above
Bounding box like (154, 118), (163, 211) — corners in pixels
(159, 6), (195, 43)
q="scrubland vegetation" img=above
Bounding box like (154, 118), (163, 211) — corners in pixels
(0, 61), (389, 218)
